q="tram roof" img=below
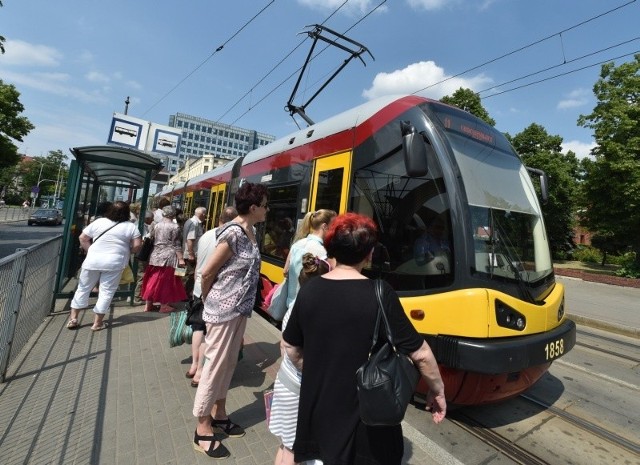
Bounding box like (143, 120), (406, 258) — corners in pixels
(242, 94), (424, 165)
(70, 145), (164, 188)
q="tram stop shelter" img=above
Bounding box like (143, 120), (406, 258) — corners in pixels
(55, 145), (163, 298)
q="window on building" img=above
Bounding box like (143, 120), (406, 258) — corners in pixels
(190, 123), (195, 129)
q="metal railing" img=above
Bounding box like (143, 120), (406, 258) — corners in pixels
(0, 235), (62, 382)
(0, 206), (34, 223)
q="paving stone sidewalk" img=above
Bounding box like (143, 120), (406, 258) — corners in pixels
(0, 295), (446, 465)
(0, 299), (283, 465)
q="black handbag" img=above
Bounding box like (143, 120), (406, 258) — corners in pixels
(356, 279), (420, 426)
(186, 296), (205, 326)
(135, 236), (154, 261)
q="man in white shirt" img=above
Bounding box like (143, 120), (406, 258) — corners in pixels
(186, 206), (237, 385)
(182, 207), (206, 296)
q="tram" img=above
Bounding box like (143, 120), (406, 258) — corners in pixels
(159, 95), (576, 405)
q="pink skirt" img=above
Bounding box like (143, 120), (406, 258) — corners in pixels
(141, 265), (187, 304)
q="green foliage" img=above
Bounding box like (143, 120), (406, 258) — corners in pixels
(440, 88), (496, 126)
(577, 54), (640, 267)
(615, 255), (640, 278)
(510, 123), (579, 256)
(572, 246), (602, 264)
(0, 80), (35, 170)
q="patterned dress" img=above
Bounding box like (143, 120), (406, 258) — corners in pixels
(141, 219), (187, 303)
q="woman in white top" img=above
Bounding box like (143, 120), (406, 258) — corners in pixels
(68, 201), (141, 331)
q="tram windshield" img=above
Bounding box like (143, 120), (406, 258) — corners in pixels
(429, 103), (553, 284)
(351, 101), (552, 292)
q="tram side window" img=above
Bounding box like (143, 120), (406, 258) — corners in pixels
(315, 168), (343, 213)
(260, 185), (299, 260)
(351, 153), (454, 291)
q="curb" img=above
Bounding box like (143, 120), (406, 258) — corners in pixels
(566, 313), (639, 339)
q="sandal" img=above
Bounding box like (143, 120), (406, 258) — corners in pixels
(193, 431), (230, 459)
(191, 380), (199, 388)
(186, 370), (196, 379)
(211, 417), (245, 438)
(67, 319), (79, 330)
(91, 322), (109, 332)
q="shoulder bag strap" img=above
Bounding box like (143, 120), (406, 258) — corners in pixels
(374, 278), (397, 348)
(92, 221), (123, 244)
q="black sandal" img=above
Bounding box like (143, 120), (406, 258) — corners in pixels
(211, 417), (246, 438)
(193, 431), (230, 459)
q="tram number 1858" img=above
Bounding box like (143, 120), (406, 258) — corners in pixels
(544, 339), (565, 361)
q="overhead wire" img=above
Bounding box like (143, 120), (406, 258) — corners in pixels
(477, 37), (640, 96)
(483, 50), (639, 99)
(410, 0), (636, 96)
(140, 0), (276, 117)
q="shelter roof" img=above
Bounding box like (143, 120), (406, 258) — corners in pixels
(70, 145), (164, 188)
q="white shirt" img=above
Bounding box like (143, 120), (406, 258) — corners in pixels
(82, 218), (140, 271)
(183, 215), (203, 258)
(192, 227), (218, 298)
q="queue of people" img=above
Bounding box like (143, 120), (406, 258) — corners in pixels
(65, 188), (447, 464)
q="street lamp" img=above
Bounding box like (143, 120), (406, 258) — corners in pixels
(37, 179), (57, 207)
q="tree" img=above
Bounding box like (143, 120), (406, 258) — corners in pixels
(577, 54), (640, 267)
(440, 87), (496, 126)
(509, 123), (580, 257)
(0, 1), (5, 54)
(16, 150), (68, 203)
(0, 80), (35, 170)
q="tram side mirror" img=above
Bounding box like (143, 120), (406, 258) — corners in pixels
(401, 121), (429, 177)
(526, 167), (549, 204)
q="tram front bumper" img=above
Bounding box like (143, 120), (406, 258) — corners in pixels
(426, 318), (576, 374)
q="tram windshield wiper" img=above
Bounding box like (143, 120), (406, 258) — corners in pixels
(489, 209), (536, 303)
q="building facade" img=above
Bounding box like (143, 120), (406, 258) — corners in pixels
(168, 113), (276, 163)
(167, 154), (234, 186)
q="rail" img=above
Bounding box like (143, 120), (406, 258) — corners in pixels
(0, 235), (63, 382)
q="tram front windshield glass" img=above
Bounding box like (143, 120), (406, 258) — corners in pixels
(427, 102), (553, 284)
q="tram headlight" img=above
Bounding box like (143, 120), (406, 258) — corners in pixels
(495, 300), (526, 331)
(557, 297), (565, 321)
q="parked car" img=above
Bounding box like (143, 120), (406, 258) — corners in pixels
(28, 209), (63, 226)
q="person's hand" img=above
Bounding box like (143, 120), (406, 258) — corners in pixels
(425, 390), (447, 424)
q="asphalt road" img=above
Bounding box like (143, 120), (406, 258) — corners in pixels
(0, 220), (64, 259)
(558, 275), (640, 330)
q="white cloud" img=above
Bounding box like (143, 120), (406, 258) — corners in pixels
(406, 0), (450, 10)
(86, 71), (110, 84)
(362, 60), (492, 100)
(126, 80), (142, 90)
(406, 0), (497, 11)
(557, 88), (589, 110)
(0, 69), (108, 104)
(297, 0), (386, 14)
(562, 140), (596, 160)
(1, 39), (62, 67)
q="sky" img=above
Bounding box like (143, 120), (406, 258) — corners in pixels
(1, 0), (638, 162)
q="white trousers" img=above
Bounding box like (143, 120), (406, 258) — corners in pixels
(71, 268), (123, 314)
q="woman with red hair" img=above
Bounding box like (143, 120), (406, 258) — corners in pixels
(282, 213), (446, 465)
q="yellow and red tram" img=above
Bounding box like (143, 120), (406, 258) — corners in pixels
(159, 95), (576, 405)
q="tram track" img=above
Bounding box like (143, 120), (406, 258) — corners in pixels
(575, 329), (640, 364)
(447, 411), (551, 465)
(446, 392), (640, 464)
(520, 394), (640, 457)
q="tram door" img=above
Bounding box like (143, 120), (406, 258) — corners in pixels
(309, 151), (352, 213)
(183, 192), (194, 218)
(207, 184), (227, 231)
